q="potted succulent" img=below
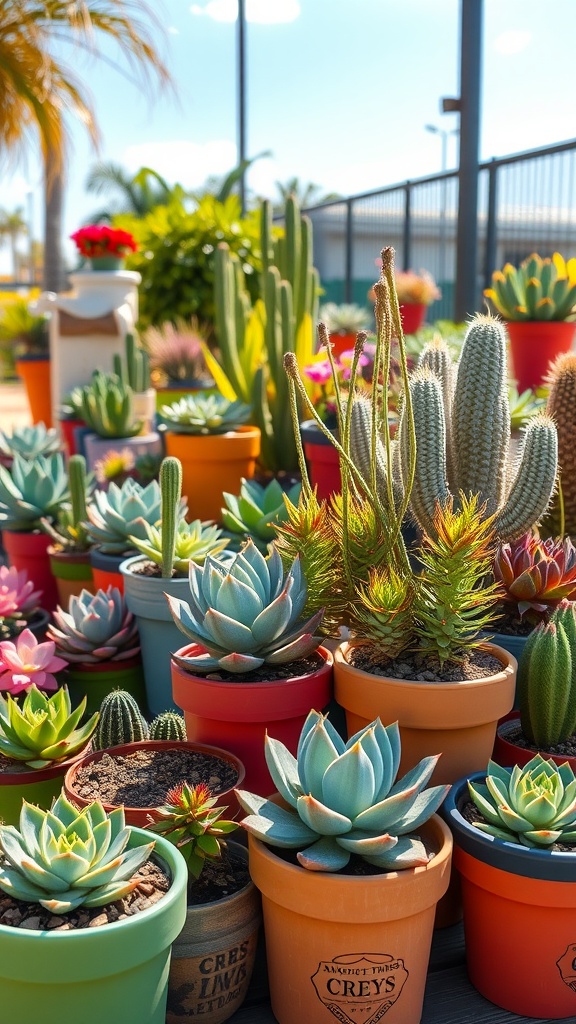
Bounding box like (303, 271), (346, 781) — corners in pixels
(220, 476), (301, 552)
(70, 223), (138, 271)
(392, 268), (440, 334)
(58, 385), (86, 458)
(0, 296), (52, 426)
(168, 538), (333, 795)
(64, 690), (245, 829)
(159, 393), (259, 523)
(79, 369), (161, 471)
(0, 791), (187, 1024)
(0, 451), (70, 611)
(484, 251), (576, 391)
(0, 565), (48, 642)
(0, 684), (97, 825)
(444, 754), (576, 1019)
(318, 301), (372, 357)
(146, 781), (261, 1024)
(46, 585), (146, 717)
(113, 331), (156, 434)
(143, 317), (213, 406)
(236, 711), (452, 1024)
(40, 454), (95, 604)
(0, 422), (63, 469)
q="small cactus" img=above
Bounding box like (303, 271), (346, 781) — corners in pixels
(149, 711), (187, 742)
(113, 332), (151, 393)
(160, 456), (183, 579)
(518, 601), (576, 749)
(544, 353), (576, 537)
(93, 690), (149, 751)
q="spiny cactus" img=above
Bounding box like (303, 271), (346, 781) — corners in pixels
(41, 454), (91, 552)
(149, 711), (187, 741)
(93, 690), (149, 751)
(517, 600), (576, 749)
(395, 315), (558, 542)
(113, 332), (151, 393)
(159, 456), (182, 580)
(544, 352), (576, 537)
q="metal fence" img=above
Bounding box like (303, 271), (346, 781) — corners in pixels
(302, 138), (576, 322)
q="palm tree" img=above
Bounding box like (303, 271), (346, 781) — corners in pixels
(274, 177), (342, 210)
(85, 162), (176, 220)
(0, 1), (172, 291)
(0, 206), (27, 279)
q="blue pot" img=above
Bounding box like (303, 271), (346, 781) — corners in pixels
(120, 555), (190, 716)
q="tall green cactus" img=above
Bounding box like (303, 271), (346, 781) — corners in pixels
(397, 314), (558, 542)
(68, 454), (88, 528)
(210, 196), (319, 472)
(160, 456), (182, 579)
(113, 332), (151, 393)
(517, 602), (576, 748)
(39, 453), (91, 552)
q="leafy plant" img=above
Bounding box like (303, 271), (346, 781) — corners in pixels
(143, 318), (210, 385)
(484, 253), (576, 321)
(493, 533), (576, 626)
(79, 371), (142, 439)
(319, 302), (371, 334)
(0, 685), (98, 768)
(237, 711), (449, 871)
(147, 782), (238, 880)
(130, 518), (229, 574)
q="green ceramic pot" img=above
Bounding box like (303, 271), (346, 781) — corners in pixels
(0, 827), (188, 1024)
(0, 744), (91, 826)
(64, 655), (148, 718)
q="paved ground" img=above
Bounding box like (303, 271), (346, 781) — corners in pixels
(0, 380), (33, 431)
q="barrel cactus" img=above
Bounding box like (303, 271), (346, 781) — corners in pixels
(167, 539), (324, 674)
(47, 587), (140, 664)
(149, 711), (187, 742)
(237, 711), (449, 871)
(93, 690), (149, 751)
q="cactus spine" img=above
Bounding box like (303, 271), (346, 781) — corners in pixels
(149, 711), (187, 741)
(160, 456), (182, 579)
(544, 352), (576, 537)
(113, 332), (151, 393)
(518, 603), (576, 748)
(398, 314), (558, 541)
(93, 690), (149, 750)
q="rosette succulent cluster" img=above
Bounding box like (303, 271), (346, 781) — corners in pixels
(0, 794), (154, 914)
(86, 478), (185, 555)
(147, 782), (237, 880)
(0, 452), (70, 530)
(237, 712), (449, 871)
(47, 587), (140, 664)
(221, 477), (301, 552)
(468, 754), (576, 848)
(0, 423), (62, 462)
(160, 394), (252, 435)
(0, 566), (42, 639)
(167, 539), (324, 674)
(494, 533), (576, 624)
(130, 518), (229, 573)
(0, 629), (67, 695)
(0, 685), (98, 768)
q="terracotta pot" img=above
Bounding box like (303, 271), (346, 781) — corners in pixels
(15, 356), (52, 426)
(63, 654), (147, 718)
(2, 529), (59, 612)
(334, 641), (517, 786)
(247, 814), (452, 1024)
(399, 303), (426, 335)
(492, 711), (576, 772)
(89, 547), (127, 593)
(64, 739), (246, 828)
(172, 644), (334, 795)
(445, 773), (576, 1018)
(48, 546), (94, 606)
(300, 421), (341, 500)
(166, 842), (261, 1024)
(0, 743), (91, 827)
(506, 320), (576, 392)
(164, 426), (261, 523)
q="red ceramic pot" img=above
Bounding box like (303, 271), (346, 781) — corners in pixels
(328, 332), (356, 358)
(399, 302), (427, 334)
(492, 711), (576, 772)
(172, 644), (334, 795)
(300, 421), (341, 500)
(59, 418), (86, 457)
(64, 739), (246, 827)
(2, 529), (59, 612)
(506, 320), (576, 392)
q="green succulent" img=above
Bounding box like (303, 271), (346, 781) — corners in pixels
(129, 518), (229, 574)
(0, 793), (155, 914)
(80, 370), (143, 439)
(86, 478), (185, 555)
(47, 586), (140, 664)
(40, 454), (92, 553)
(159, 394), (252, 435)
(167, 538), (324, 674)
(468, 754), (576, 848)
(508, 386), (545, 432)
(221, 477), (301, 552)
(0, 423), (62, 461)
(0, 685), (98, 768)
(237, 711), (449, 871)
(485, 253), (576, 321)
(0, 452), (70, 530)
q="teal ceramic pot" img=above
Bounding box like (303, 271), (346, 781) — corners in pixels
(0, 827), (188, 1024)
(120, 555), (190, 716)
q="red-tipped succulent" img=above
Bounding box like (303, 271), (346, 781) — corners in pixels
(494, 532), (576, 622)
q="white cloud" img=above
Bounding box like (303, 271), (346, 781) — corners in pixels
(167, 25), (179, 34)
(190, 0), (300, 25)
(493, 30), (532, 55)
(121, 139), (238, 188)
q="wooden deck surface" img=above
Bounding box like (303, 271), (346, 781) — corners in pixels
(229, 922), (572, 1023)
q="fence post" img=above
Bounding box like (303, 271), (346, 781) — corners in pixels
(484, 157), (498, 290)
(345, 199), (353, 302)
(454, 0), (483, 320)
(403, 183), (412, 271)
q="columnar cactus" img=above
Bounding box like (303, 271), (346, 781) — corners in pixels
(93, 690), (149, 751)
(544, 352), (576, 537)
(41, 454), (91, 552)
(113, 332), (151, 393)
(517, 600), (576, 748)
(160, 456), (182, 579)
(149, 711), (187, 742)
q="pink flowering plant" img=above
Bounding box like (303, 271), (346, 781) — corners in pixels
(303, 348), (371, 427)
(0, 566), (42, 641)
(0, 628), (68, 695)
(70, 225), (138, 259)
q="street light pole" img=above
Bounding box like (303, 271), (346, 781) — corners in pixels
(425, 124), (458, 291)
(237, 0), (247, 214)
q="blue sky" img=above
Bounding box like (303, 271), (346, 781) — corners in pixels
(1, 0), (575, 271)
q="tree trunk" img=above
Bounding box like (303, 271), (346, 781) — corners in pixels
(43, 148), (66, 293)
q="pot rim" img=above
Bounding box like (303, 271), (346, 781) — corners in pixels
(336, 639), (516, 690)
(172, 643), (333, 691)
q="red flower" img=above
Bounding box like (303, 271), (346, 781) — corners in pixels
(70, 225), (138, 258)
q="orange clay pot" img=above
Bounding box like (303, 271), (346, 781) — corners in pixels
(334, 641), (517, 786)
(247, 814), (452, 1024)
(164, 426), (261, 523)
(15, 357), (52, 427)
(48, 546), (94, 606)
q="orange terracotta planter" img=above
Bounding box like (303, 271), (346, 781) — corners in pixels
(247, 814), (452, 1024)
(334, 641), (517, 786)
(164, 426), (261, 523)
(15, 357), (52, 427)
(506, 319), (576, 392)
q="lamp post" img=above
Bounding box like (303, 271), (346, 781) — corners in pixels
(237, 0), (247, 214)
(425, 124), (459, 292)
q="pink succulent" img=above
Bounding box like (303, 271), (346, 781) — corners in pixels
(494, 533), (576, 622)
(0, 566), (42, 618)
(0, 629), (68, 695)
